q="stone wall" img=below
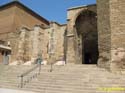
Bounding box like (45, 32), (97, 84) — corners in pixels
(0, 6), (15, 34)
(97, 0), (125, 71)
(0, 0), (124, 69)
(0, 26), (42, 64)
(0, 23), (66, 65)
(0, 30), (20, 63)
(14, 6), (49, 31)
(110, 0), (125, 71)
(97, 0), (111, 69)
(0, 2), (50, 64)
(0, 3), (49, 34)
(45, 22), (66, 63)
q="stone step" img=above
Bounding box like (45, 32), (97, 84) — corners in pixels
(0, 81), (124, 93)
(1, 77), (124, 86)
(1, 68), (106, 73)
(1, 75), (118, 82)
(0, 64), (125, 93)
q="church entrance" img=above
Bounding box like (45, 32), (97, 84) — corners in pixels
(75, 10), (99, 64)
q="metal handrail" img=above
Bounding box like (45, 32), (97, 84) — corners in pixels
(18, 64), (41, 88)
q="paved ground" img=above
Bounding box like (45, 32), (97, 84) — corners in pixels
(0, 88), (36, 93)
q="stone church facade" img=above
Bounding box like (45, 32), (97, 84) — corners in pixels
(0, 0), (125, 72)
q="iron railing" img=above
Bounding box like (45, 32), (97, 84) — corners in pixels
(18, 64), (41, 88)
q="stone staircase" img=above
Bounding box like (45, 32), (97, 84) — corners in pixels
(0, 64), (125, 93)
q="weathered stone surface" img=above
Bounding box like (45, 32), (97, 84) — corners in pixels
(110, 0), (125, 71)
(97, 0), (111, 69)
(97, 0), (125, 71)
(0, 0), (125, 72)
(0, 2), (49, 34)
(45, 22), (66, 64)
(111, 48), (125, 72)
(17, 28), (26, 64)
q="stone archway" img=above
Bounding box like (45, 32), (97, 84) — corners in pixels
(74, 10), (99, 64)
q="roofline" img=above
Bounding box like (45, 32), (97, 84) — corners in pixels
(68, 4), (96, 11)
(0, 1), (50, 25)
(50, 21), (67, 26)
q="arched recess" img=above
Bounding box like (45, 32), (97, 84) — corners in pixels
(74, 9), (99, 64)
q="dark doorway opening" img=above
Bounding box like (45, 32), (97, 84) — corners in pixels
(82, 30), (99, 64)
(84, 53), (91, 64)
(75, 10), (99, 64)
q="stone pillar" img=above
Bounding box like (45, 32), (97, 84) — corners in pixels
(39, 27), (44, 58)
(97, 0), (125, 71)
(110, 0), (125, 72)
(24, 30), (31, 62)
(17, 28), (26, 64)
(97, 0), (111, 69)
(66, 20), (76, 63)
(42, 28), (49, 61)
(31, 25), (41, 63)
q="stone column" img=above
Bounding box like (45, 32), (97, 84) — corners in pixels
(39, 27), (44, 58)
(31, 25), (40, 63)
(24, 29), (31, 62)
(97, 0), (125, 71)
(97, 0), (111, 69)
(110, 0), (125, 72)
(17, 28), (26, 64)
(66, 20), (76, 63)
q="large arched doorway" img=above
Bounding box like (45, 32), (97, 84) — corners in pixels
(75, 10), (99, 64)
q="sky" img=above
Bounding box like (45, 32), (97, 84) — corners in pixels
(0, 0), (96, 24)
